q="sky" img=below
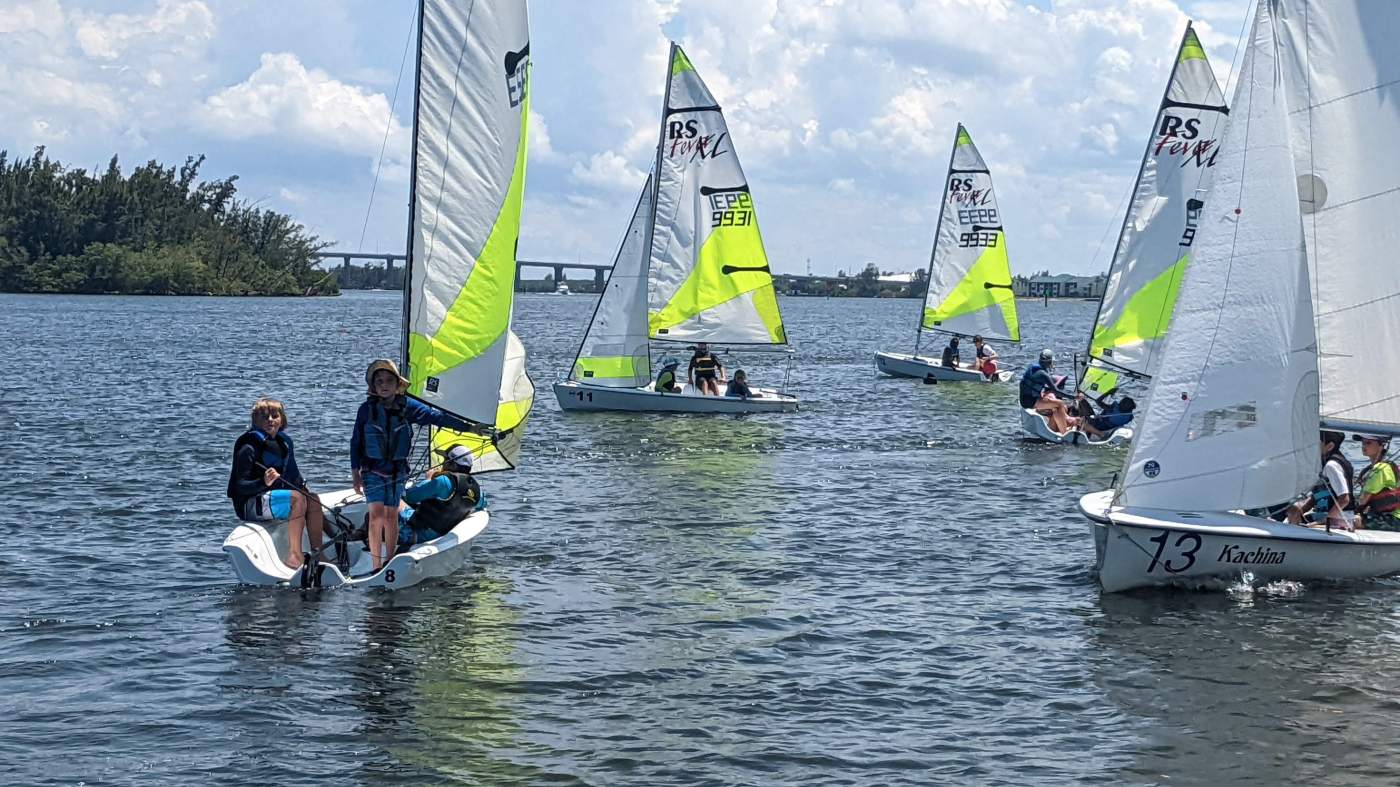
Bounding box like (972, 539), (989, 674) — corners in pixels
(0, 0), (1254, 277)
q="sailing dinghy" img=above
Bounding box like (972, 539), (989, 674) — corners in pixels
(1080, 0), (1400, 592)
(1024, 24), (1227, 445)
(224, 0), (535, 589)
(553, 43), (798, 414)
(876, 125), (1019, 383)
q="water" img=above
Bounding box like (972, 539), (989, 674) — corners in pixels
(6, 291), (1400, 786)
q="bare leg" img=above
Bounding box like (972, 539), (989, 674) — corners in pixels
(284, 494), (307, 569)
(306, 497), (324, 552)
(368, 503), (387, 572)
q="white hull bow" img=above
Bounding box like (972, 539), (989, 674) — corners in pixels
(874, 351), (1013, 382)
(1020, 408), (1132, 446)
(554, 380), (798, 414)
(222, 487), (489, 589)
(1079, 490), (1400, 592)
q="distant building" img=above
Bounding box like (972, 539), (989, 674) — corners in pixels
(1018, 274), (1106, 298)
(878, 271), (916, 285)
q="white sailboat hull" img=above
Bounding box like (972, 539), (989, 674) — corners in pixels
(1019, 407), (1133, 446)
(553, 380), (798, 413)
(222, 487), (489, 590)
(874, 351), (1013, 382)
(1079, 489), (1400, 593)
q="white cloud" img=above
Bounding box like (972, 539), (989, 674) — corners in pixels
(198, 52), (409, 175)
(0, 0), (65, 36)
(73, 0), (212, 61)
(569, 150), (644, 192)
(529, 110), (562, 163)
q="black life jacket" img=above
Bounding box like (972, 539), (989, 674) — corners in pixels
(411, 472), (481, 537)
(941, 345), (959, 367)
(226, 429), (292, 499)
(1313, 450), (1356, 515)
(692, 352), (718, 375)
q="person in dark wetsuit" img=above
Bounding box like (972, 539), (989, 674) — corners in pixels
(352, 358), (476, 573)
(228, 397), (324, 569)
(1077, 390), (1136, 439)
(725, 369), (761, 399)
(689, 342), (725, 396)
(397, 444), (486, 545)
(1019, 349), (1077, 433)
(941, 337), (961, 368)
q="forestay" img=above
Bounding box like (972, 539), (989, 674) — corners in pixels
(404, 0), (534, 470)
(921, 125), (1019, 343)
(1118, 0), (1320, 511)
(1277, 0), (1400, 435)
(1082, 24), (1227, 395)
(569, 175), (654, 387)
(646, 44), (787, 346)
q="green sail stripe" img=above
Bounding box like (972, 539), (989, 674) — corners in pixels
(573, 356), (638, 379)
(1082, 366), (1120, 395)
(408, 80), (530, 402)
(1090, 252), (1188, 359)
(922, 236), (1020, 340)
(956, 125), (973, 147)
(1179, 28), (1207, 62)
(671, 46), (695, 76)
(648, 220), (786, 343)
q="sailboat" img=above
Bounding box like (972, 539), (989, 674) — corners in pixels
(223, 0), (535, 589)
(552, 43), (798, 414)
(1022, 24), (1228, 445)
(1080, 0), (1400, 592)
(875, 124), (1019, 382)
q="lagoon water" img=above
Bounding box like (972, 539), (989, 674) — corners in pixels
(6, 290), (1400, 786)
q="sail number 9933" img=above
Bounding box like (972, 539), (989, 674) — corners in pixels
(710, 192), (753, 228)
(958, 231), (998, 248)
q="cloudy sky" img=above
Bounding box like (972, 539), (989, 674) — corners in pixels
(1, 0), (1253, 277)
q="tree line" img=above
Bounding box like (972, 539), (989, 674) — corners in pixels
(0, 148), (334, 296)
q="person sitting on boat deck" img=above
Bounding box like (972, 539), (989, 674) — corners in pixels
(689, 342), (725, 396)
(352, 358), (477, 574)
(227, 397), (325, 570)
(1354, 434), (1400, 531)
(941, 336), (961, 368)
(655, 356), (681, 393)
(725, 369), (762, 399)
(1285, 429), (1355, 531)
(397, 444), (486, 546)
(1019, 349), (1077, 432)
(972, 335), (998, 379)
(1077, 391), (1136, 440)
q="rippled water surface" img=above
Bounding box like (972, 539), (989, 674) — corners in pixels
(7, 291), (1400, 786)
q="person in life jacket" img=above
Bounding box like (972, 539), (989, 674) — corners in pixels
(1354, 433), (1400, 531)
(351, 358), (476, 573)
(688, 342), (725, 396)
(1019, 350), (1077, 433)
(227, 397), (324, 569)
(655, 356), (681, 393)
(1286, 430), (1355, 530)
(725, 369), (761, 399)
(397, 443), (487, 546)
(941, 336), (961, 369)
(1075, 388), (1136, 440)
(972, 335), (998, 379)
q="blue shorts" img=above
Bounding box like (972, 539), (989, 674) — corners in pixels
(242, 490), (294, 522)
(363, 471), (406, 507)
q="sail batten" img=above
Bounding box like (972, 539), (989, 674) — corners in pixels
(919, 124), (1019, 343)
(1082, 23), (1227, 392)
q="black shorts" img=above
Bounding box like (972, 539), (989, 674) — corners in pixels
(694, 371), (717, 382)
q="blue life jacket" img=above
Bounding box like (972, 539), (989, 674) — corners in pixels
(360, 397), (414, 466)
(226, 429), (293, 500)
(1018, 363), (1045, 408)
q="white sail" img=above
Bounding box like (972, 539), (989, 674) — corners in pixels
(405, 0), (531, 427)
(1082, 24), (1228, 394)
(646, 44), (787, 346)
(920, 124), (1019, 342)
(1276, 0), (1400, 435)
(1119, 0), (1320, 511)
(569, 174), (654, 387)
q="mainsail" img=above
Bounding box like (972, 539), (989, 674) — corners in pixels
(1277, 0), (1400, 436)
(646, 44), (787, 346)
(919, 124), (1019, 344)
(1082, 24), (1228, 395)
(404, 0), (534, 472)
(1118, 0), (1320, 511)
(568, 174), (654, 387)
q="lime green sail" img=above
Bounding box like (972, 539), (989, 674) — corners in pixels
(402, 0), (534, 472)
(1082, 22), (1225, 388)
(645, 43), (788, 345)
(919, 124), (1020, 342)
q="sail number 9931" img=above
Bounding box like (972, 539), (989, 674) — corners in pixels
(710, 192), (753, 228)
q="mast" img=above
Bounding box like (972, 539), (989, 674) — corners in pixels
(914, 124), (966, 358)
(1078, 21), (1204, 389)
(400, 0), (427, 376)
(639, 42), (677, 363)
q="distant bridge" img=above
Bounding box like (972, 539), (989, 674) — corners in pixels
(313, 251), (612, 287)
